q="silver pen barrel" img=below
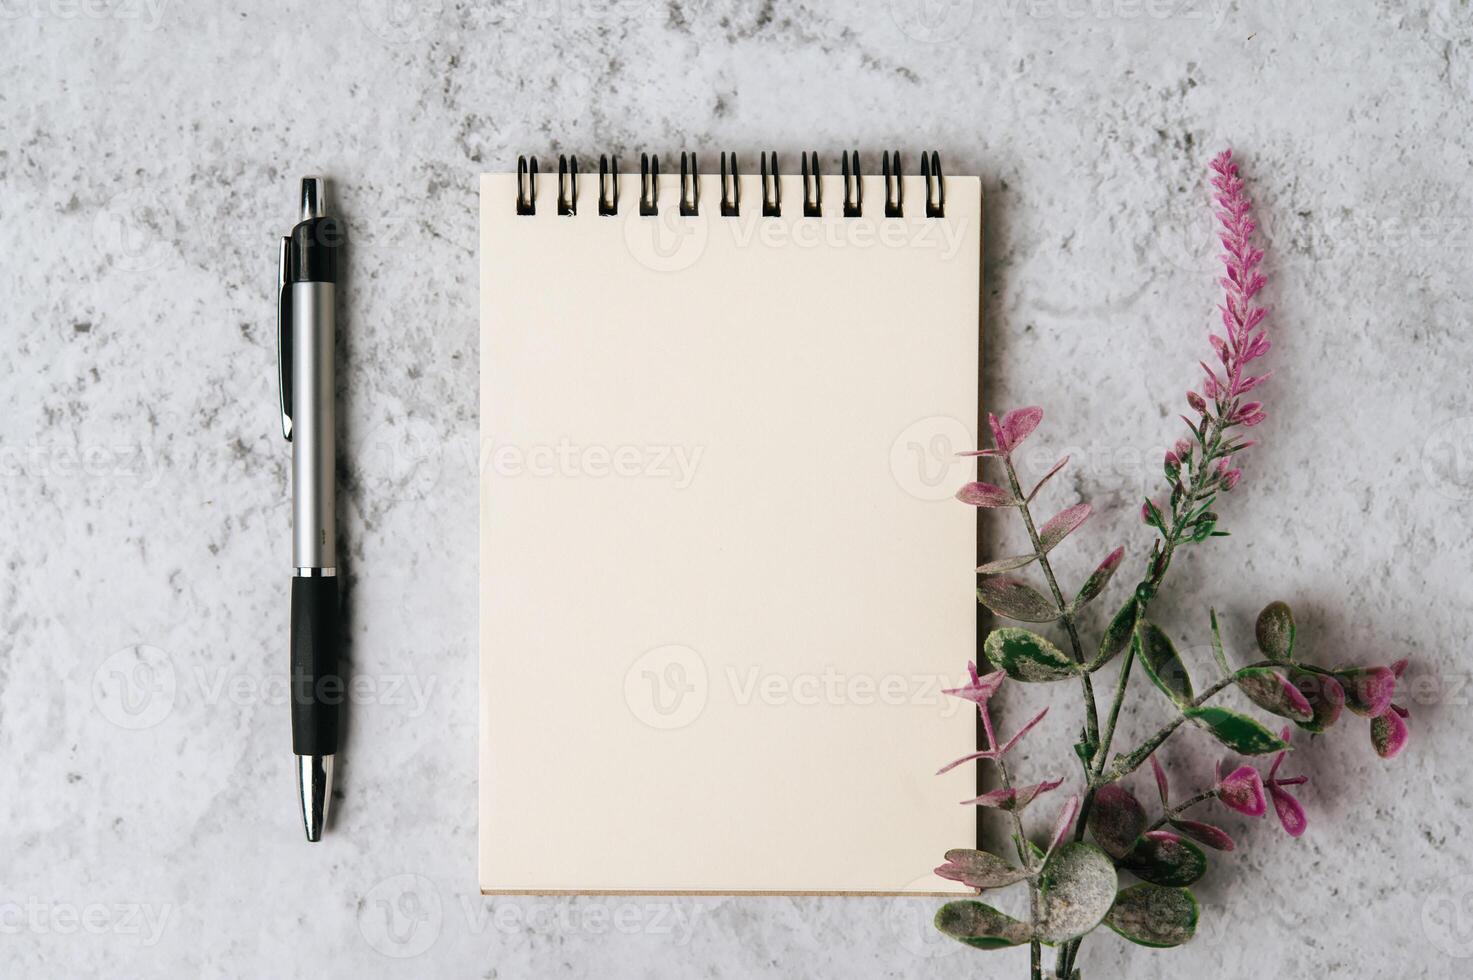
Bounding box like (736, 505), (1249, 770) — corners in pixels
(291, 280), (336, 572)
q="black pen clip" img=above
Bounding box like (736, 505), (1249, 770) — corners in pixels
(277, 236), (293, 441)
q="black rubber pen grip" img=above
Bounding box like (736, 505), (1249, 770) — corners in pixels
(290, 576), (341, 756)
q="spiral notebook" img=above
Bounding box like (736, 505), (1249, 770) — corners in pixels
(480, 152), (983, 895)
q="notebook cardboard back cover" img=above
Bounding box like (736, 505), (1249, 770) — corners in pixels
(480, 170), (983, 894)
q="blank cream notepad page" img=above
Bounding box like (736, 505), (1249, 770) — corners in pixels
(480, 166), (982, 895)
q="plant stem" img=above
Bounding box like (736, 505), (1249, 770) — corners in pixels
(1001, 457), (1099, 751)
(1145, 789), (1216, 832)
(993, 752), (1043, 980)
(1056, 416), (1238, 980)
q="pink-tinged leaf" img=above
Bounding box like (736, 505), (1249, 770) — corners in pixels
(1390, 658), (1409, 679)
(1370, 709), (1409, 759)
(976, 553), (1038, 575)
(942, 669), (1007, 705)
(1219, 469), (1242, 491)
(1039, 503), (1092, 553)
(1289, 668), (1344, 733)
(1150, 755), (1170, 806)
(1268, 784), (1307, 837)
(1074, 546), (1124, 609)
(936, 749), (994, 775)
(1187, 391), (1208, 414)
(996, 407), (1043, 454)
(956, 448), (1001, 457)
(977, 578), (1060, 623)
(956, 481), (1016, 508)
(1335, 666), (1396, 718)
(962, 778), (1062, 811)
(1027, 455), (1070, 502)
(1088, 783), (1148, 859)
(1215, 765), (1266, 817)
(1235, 667), (1314, 722)
(935, 849), (1033, 890)
(1046, 795), (1081, 858)
(1000, 707), (1050, 754)
(1268, 727), (1293, 782)
(1209, 333), (1230, 365)
(1168, 819), (1236, 852)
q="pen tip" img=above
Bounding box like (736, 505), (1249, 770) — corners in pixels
(297, 753), (334, 842)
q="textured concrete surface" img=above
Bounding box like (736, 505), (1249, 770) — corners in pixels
(3, 1), (1471, 976)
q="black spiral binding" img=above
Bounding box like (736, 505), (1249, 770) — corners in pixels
(599, 155), (619, 216)
(921, 151), (944, 218)
(680, 152), (699, 217)
(760, 152), (781, 217)
(516, 156), (537, 215)
(558, 155), (578, 216)
(842, 151), (863, 217)
(515, 151), (947, 220)
(801, 152), (822, 217)
(882, 150), (903, 218)
(720, 153), (740, 216)
(639, 153), (659, 216)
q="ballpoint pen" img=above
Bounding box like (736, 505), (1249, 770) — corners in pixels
(277, 176), (343, 842)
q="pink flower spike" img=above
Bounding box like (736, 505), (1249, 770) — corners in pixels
(1150, 755), (1170, 806)
(1269, 782), (1308, 837)
(996, 407), (1044, 454)
(1173, 438), (1192, 459)
(1215, 764), (1267, 817)
(1046, 795), (1081, 859)
(942, 668), (1007, 705)
(956, 482), (1015, 507)
(1000, 707), (1050, 755)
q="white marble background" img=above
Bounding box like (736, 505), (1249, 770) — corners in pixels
(3, 0), (1472, 976)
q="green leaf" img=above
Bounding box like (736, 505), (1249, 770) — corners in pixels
(1235, 667), (1313, 722)
(1037, 842), (1119, 944)
(977, 578), (1059, 623)
(1182, 705), (1289, 755)
(984, 628), (1081, 682)
(1090, 599), (1138, 671)
(1288, 666), (1345, 733)
(1255, 601), (1295, 662)
(1142, 498), (1165, 531)
(1135, 620), (1193, 704)
(1120, 832), (1207, 887)
(935, 849), (1033, 890)
(1208, 608), (1228, 673)
(1104, 884), (1199, 948)
(934, 901), (1032, 950)
(976, 553), (1038, 575)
